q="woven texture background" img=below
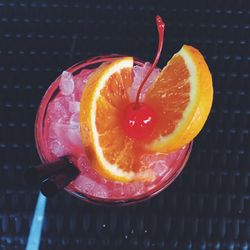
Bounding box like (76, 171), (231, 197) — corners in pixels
(0, 0), (250, 249)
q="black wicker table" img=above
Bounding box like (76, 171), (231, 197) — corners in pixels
(0, 1), (250, 249)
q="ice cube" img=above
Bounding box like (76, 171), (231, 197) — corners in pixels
(129, 62), (160, 101)
(74, 69), (94, 101)
(108, 182), (125, 199)
(67, 126), (82, 149)
(123, 183), (137, 196)
(53, 122), (68, 142)
(91, 183), (108, 198)
(73, 174), (109, 199)
(47, 96), (72, 121)
(49, 140), (68, 157)
(131, 182), (145, 196)
(76, 155), (90, 172)
(140, 153), (169, 178)
(69, 101), (80, 113)
(73, 175), (96, 193)
(152, 158), (169, 177)
(68, 113), (82, 147)
(53, 120), (82, 151)
(120, 182), (144, 197)
(70, 112), (80, 124)
(48, 122), (57, 139)
(59, 71), (74, 96)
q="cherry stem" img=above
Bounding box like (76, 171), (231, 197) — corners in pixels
(135, 15), (165, 105)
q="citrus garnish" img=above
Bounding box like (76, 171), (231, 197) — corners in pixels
(80, 16), (213, 182)
(80, 57), (141, 182)
(144, 45), (213, 153)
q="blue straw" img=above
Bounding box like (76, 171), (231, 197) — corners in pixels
(26, 193), (47, 250)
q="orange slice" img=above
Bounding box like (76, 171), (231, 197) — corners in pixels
(80, 57), (146, 182)
(80, 46), (213, 182)
(144, 45), (213, 152)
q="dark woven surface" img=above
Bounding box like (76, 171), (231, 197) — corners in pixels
(1, 0), (250, 249)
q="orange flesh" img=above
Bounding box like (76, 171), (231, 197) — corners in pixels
(96, 68), (145, 172)
(144, 55), (190, 139)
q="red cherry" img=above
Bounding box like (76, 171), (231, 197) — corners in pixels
(121, 16), (164, 140)
(122, 103), (157, 139)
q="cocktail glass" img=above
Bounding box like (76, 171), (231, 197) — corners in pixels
(35, 55), (193, 205)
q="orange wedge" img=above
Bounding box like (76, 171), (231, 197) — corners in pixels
(80, 46), (213, 182)
(80, 57), (141, 182)
(144, 45), (213, 152)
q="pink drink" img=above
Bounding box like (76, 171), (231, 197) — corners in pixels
(35, 55), (192, 205)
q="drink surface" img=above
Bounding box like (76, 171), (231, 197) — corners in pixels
(38, 59), (191, 202)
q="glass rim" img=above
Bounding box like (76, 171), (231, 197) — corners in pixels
(35, 54), (193, 206)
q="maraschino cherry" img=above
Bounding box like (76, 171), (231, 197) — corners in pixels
(122, 102), (156, 139)
(122, 15), (165, 140)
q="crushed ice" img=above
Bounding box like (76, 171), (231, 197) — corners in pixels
(46, 63), (184, 199)
(48, 71), (84, 158)
(59, 71), (75, 96)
